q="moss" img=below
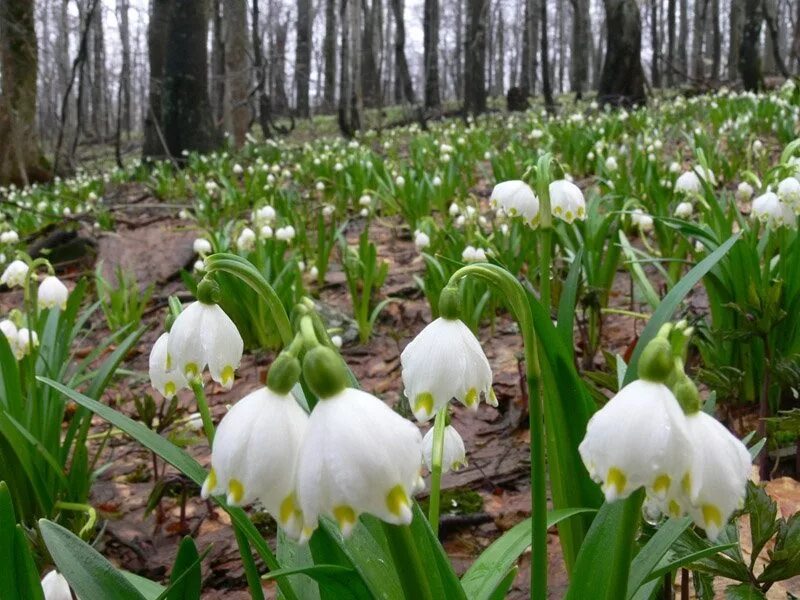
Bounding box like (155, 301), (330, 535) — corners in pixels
(418, 488), (483, 516)
(251, 510), (278, 538)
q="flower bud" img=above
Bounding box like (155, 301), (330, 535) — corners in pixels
(303, 346), (349, 399)
(638, 338), (674, 383)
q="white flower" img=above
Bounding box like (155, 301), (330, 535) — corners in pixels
(1, 259), (28, 287)
(167, 301), (243, 388)
(296, 387), (422, 540)
(233, 163), (244, 175)
(736, 181), (755, 202)
(752, 191), (784, 226)
(41, 570), (75, 600)
(461, 245), (487, 263)
(1, 319), (18, 356)
(315, 181), (325, 192)
(401, 317), (494, 422)
(0, 230), (19, 244)
(669, 162), (682, 175)
(414, 231), (431, 249)
(432, 176), (442, 187)
(422, 424), (467, 473)
(448, 202), (460, 216)
(549, 180), (586, 224)
(330, 334), (343, 348)
(38, 276), (69, 310)
(674, 201), (693, 219)
(202, 387), (309, 539)
(683, 411), (751, 540)
(309, 266), (319, 279)
(604, 156), (618, 172)
(777, 177), (800, 211)
(359, 194), (372, 207)
(674, 171), (701, 195)
(276, 226), (296, 242)
(579, 380), (692, 503)
(16, 327), (38, 358)
(149, 332), (188, 398)
(236, 227), (256, 252)
(194, 260), (205, 273)
(322, 204), (335, 217)
(395, 175), (406, 187)
(193, 238), (212, 255)
(186, 411), (204, 431)
(253, 205), (276, 225)
(631, 208), (654, 232)
(490, 180), (540, 225)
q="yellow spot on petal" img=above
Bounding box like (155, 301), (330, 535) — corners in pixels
(577, 207), (586, 218)
(414, 393), (434, 417)
(221, 365), (235, 386)
(681, 473), (692, 495)
(565, 211), (574, 221)
(653, 474), (671, 497)
(166, 353), (173, 370)
(701, 504), (722, 530)
(164, 381), (176, 397)
(668, 500), (682, 517)
(203, 468), (217, 496)
(185, 362), (200, 379)
(228, 479), (244, 504)
(488, 388), (498, 406)
(280, 494), (297, 524)
(464, 387), (478, 408)
(606, 467), (627, 497)
(333, 505), (357, 531)
(386, 485), (410, 518)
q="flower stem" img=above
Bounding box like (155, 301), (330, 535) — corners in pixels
(54, 501), (97, 539)
(234, 525), (266, 600)
(540, 227), (553, 311)
(382, 523), (434, 600)
(428, 408), (448, 536)
(190, 380), (215, 445)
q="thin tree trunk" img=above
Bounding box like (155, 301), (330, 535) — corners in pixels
(728, 0), (744, 78)
(143, 0), (172, 158)
(678, 0), (689, 78)
(667, 0), (676, 85)
(651, 0), (661, 86)
(464, 0), (488, 114)
(117, 0), (132, 134)
(390, 0), (415, 103)
(692, 0), (709, 79)
(323, 0), (336, 110)
(91, 7), (106, 138)
(495, 5), (505, 95)
(361, 0), (381, 108)
(570, 0), (591, 98)
(252, 0), (273, 138)
(540, 0), (554, 109)
(598, 0), (647, 106)
(763, 0), (790, 76)
(225, 0), (250, 146)
(739, 0), (763, 90)
(296, 0), (311, 116)
(424, 0), (441, 109)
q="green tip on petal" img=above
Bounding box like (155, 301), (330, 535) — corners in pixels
(221, 364), (235, 386)
(464, 387), (478, 409)
(386, 485), (412, 523)
(414, 393), (434, 418)
(333, 505), (357, 536)
(164, 381), (176, 398)
(227, 479), (245, 505)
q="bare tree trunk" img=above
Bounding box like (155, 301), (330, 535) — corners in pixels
(272, 15), (290, 115)
(763, 0), (790, 76)
(540, 0), (554, 108)
(211, 0), (225, 123)
(117, 0), (132, 134)
(362, 0), (381, 108)
(252, 0), (273, 137)
(520, 0), (538, 93)
(464, 0), (488, 114)
(710, 0), (721, 79)
(91, 7), (107, 138)
(598, 0), (647, 106)
(338, 0), (363, 135)
(455, 0), (463, 100)
(692, 0), (709, 79)
(678, 0), (689, 78)
(651, 0), (661, 86)
(557, 0), (565, 93)
(225, 0), (250, 146)
(296, 0), (312, 116)
(0, 0), (49, 184)
(495, 4), (505, 95)
(390, 0), (415, 103)
(323, 0), (336, 110)
(143, 0), (172, 158)
(728, 0), (744, 78)
(570, 0), (590, 98)
(667, 0), (676, 85)
(424, 0), (441, 109)
(739, 0), (763, 90)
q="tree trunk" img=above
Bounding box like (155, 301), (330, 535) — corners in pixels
(211, 0), (225, 124)
(390, 0), (415, 103)
(651, 0), (661, 86)
(728, 0), (744, 78)
(678, 0), (689, 79)
(0, 0), (49, 184)
(338, 0), (363, 136)
(424, 0), (441, 109)
(455, 0), (463, 100)
(570, 0), (590, 98)
(598, 0), (647, 106)
(692, 0), (709, 79)
(762, 0), (790, 76)
(495, 5), (505, 95)
(252, 0), (273, 138)
(464, 0), (488, 114)
(361, 0), (381, 108)
(271, 15), (290, 115)
(225, 0), (250, 146)
(296, 0), (311, 117)
(520, 0), (538, 94)
(667, 0), (676, 85)
(160, 0), (219, 158)
(739, 0), (763, 90)
(91, 9), (106, 138)
(540, 0), (554, 108)
(323, 0), (336, 111)
(117, 0), (132, 133)
(142, 0), (171, 158)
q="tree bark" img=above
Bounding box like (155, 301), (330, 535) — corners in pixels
(540, 0), (554, 108)
(361, 0), (382, 108)
(728, 0), (744, 78)
(424, 0), (441, 109)
(678, 0), (689, 78)
(143, 0), (171, 158)
(570, 0), (591, 98)
(252, 0), (273, 138)
(271, 14), (290, 115)
(91, 8), (107, 138)
(667, 0), (676, 85)
(739, 0), (763, 90)
(390, 0), (415, 103)
(692, 0), (709, 79)
(464, 0), (488, 114)
(338, 0), (363, 136)
(520, 0), (539, 94)
(117, 0), (132, 133)
(710, 0), (721, 79)
(224, 0), (250, 146)
(762, 0), (790, 76)
(651, 0), (661, 86)
(211, 0), (225, 123)
(597, 0), (647, 106)
(296, 0), (312, 117)
(495, 5), (505, 95)
(0, 0), (49, 184)
(323, 0), (336, 110)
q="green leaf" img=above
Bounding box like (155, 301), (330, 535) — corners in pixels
(646, 542), (738, 582)
(163, 537), (202, 600)
(462, 508), (595, 600)
(618, 230), (661, 309)
(724, 583), (766, 599)
(486, 567), (517, 600)
(745, 483), (779, 568)
(626, 517), (692, 598)
(39, 519), (146, 600)
(262, 565), (362, 599)
(123, 572), (166, 599)
(15, 525), (45, 600)
(556, 248), (584, 355)
(0, 481), (20, 599)
(758, 512), (800, 583)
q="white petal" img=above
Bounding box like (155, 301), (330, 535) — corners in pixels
(41, 571), (75, 600)
(167, 302), (206, 379)
(202, 304), (244, 389)
(422, 424), (467, 473)
(490, 180), (540, 224)
(149, 333), (187, 398)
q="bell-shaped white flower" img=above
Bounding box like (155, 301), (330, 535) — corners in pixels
(422, 424), (467, 473)
(149, 332), (188, 398)
(193, 238), (212, 256)
(604, 156), (618, 172)
(236, 227), (256, 252)
(16, 327), (38, 358)
(579, 379), (692, 503)
(41, 570), (76, 600)
(167, 300), (243, 388)
(401, 316), (494, 422)
(414, 230), (430, 249)
(631, 208), (654, 232)
(253, 205), (276, 225)
(674, 201), (693, 219)
(296, 387), (422, 540)
(684, 411), (751, 540)
(202, 386), (308, 539)
(0, 319), (19, 358)
(38, 276), (69, 310)
(736, 181), (755, 202)
(0, 230), (19, 244)
(752, 191), (784, 227)
(777, 177), (800, 211)
(674, 171), (701, 195)
(549, 179), (586, 224)
(1, 259), (28, 288)
(276, 225), (296, 242)
(490, 180), (540, 225)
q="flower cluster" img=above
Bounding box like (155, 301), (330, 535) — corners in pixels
(579, 324), (751, 540)
(490, 179), (587, 227)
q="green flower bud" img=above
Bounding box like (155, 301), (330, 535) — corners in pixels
(438, 286), (460, 320)
(638, 337), (675, 383)
(197, 277), (221, 305)
(267, 353), (302, 395)
(673, 376), (701, 414)
(164, 314), (176, 333)
(303, 346), (349, 399)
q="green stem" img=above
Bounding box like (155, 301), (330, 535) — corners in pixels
(54, 502), (97, 539)
(190, 380), (215, 445)
(428, 408), (448, 536)
(540, 227), (553, 312)
(382, 524), (435, 600)
(234, 525), (266, 600)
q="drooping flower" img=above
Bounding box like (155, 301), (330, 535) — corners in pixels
(777, 177), (800, 211)
(674, 201), (694, 219)
(167, 293), (243, 388)
(631, 208), (654, 232)
(236, 227), (256, 252)
(0, 319), (18, 356)
(752, 191), (787, 227)
(461, 245), (487, 263)
(149, 332), (188, 399)
(38, 276), (69, 310)
(41, 570), (75, 600)
(579, 378), (692, 503)
(490, 180), (540, 225)
(0, 259), (29, 288)
(549, 179), (586, 224)
(276, 225), (296, 242)
(0, 230), (19, 244)
(683, 411), (751, 540)
(16, 327), (38, 358)
(202, 384), (309, 540)
(401, 312), (495, 422)
(193, 238), (212, 256)
(253, 205), (276, 225)
(736, 181), (755, 202)
(422, 424), (467, 473)
(296, 384), (422, 540)
(674, 171), (701, 195)
(414, 230), (431, 250)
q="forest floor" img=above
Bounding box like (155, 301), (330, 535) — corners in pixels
(6, 181), (800, 598)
